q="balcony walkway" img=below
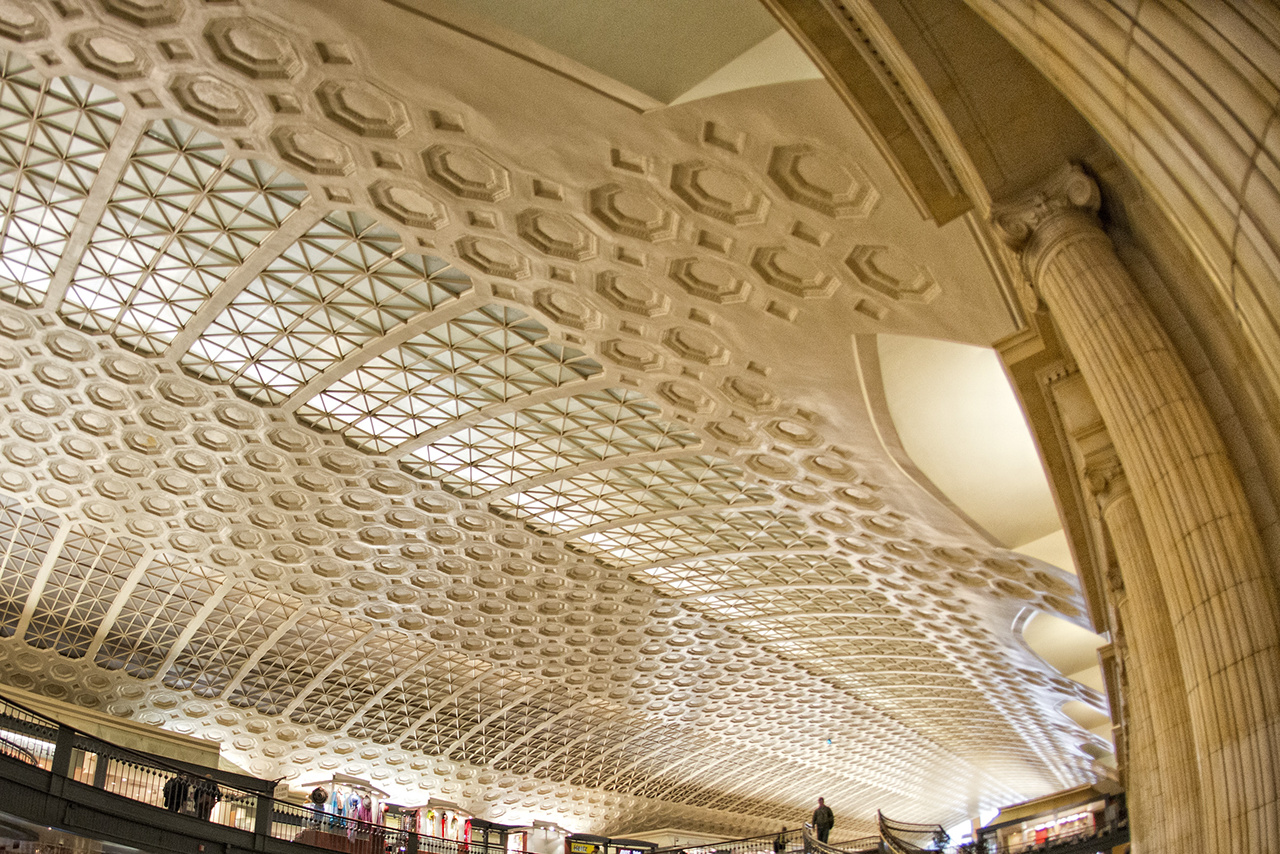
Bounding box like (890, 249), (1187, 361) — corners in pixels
(0, 691), (1129, 854)
(0, 691), (483, 854)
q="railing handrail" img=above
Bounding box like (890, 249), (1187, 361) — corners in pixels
(0, 691), (263, 788)
(802, 822), (880, 854)
(655, 828), (798, 851)
(0, 689), (523, 854)
(0, 689), (1125, 854)
(876, 811), (945, 854)
(0, 687), (65, 725)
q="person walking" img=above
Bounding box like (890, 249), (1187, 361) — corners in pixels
(812, 798), (834, 843)
(774, 828), (788, 854)
(162, 773), (189, 813)
(192, 775), (221, 820)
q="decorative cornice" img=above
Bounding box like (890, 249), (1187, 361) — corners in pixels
(760, 0), (972, 224)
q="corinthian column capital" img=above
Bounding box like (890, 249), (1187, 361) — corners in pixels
(991, 164), (1103, 281)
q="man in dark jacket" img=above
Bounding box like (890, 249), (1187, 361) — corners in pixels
(162, 773), (189, 812)
(812, 798), (834, 843)
(192, 775), (221, 820)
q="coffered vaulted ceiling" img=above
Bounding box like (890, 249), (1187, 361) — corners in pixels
(0, 0), (1105, 839)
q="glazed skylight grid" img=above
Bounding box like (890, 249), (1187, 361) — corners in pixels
(25, 525), (145, 658)
(635, 553), (867, 597)
(738, 614), (923, 643)
(0, 501), (60, 638)
(182, 210), (472, 403)
(298, 304), (602, 452)
(0, 55), (122, 306)
(228, 606), (371, 715)
(574, 509), (830, 566)
(402, 388), (698, 497)
(62, 119), (308, 352)
(680, 587), (889, 623)
(490, 456), (769, 535)
(347, 648), (477, 745)
(94, 553), (224, 679)
(162, 581), (300, 697)
(291, 630), (440, 731)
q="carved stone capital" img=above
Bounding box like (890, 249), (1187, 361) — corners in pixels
(1104, 554), (1126, 599)
(992, 164), (1101, 249)
(1083, 446), (1128, 510)
(991, 164), (1103, 281)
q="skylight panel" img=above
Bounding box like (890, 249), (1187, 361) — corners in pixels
(183, 210), (472, 402)
(61, 118), (307, 352)
(0, 53), (122, 306)
(575, 509), (829, 566)
(491, 456), (767, 535)
(93, 553), (223, 679)
(296, 304), (602, 451)
(400, 388), (699, 496)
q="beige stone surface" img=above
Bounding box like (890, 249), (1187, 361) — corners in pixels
(995, 165), (1280, 854)
(1091, 465), (1201, 853)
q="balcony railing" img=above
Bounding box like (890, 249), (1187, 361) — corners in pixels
(649, 824), (879, 854)
(0, 690), (514, 854)
(0, 689), (1127, 854)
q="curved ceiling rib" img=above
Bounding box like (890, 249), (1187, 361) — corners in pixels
(218, 607), (312, 702)
(9, 522), (75, 643)
(440, 681), (551, 758)
(80, 547), (159, 663)
(144, 574), (244, 683)
(483, 446), (711, 503)
(278, 294), (501, 412)
(676, 582), (881, 601)
(41, 112), (148, 309)
(721, 611), (911, 628)
(163, 203), (332, 355)
(274, 623), (384, 720)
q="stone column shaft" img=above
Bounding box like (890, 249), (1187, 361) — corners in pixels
(1117, 625), (1160, 853)
(996, 166), (1280, 853)
(1095, 469), (1202, 852)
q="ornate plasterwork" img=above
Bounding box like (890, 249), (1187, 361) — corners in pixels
(0, 304), (1100, 832)
(0, 0), (1095, 838)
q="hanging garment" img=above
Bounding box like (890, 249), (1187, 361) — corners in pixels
(328, 787), (345, 832)
(346, 792), (362, 840)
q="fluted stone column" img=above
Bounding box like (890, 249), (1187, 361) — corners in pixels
(995, 165), (1280, 853)
(1088, 454), (1202, 852)
(1118, 628), (1159, 854)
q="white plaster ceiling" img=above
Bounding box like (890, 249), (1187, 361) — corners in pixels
(0, 0), (1106, 840)
(1023, 613), (1112, 761)
(394, 0), (817, 106)
(1021, 613), (1106, 695)
(874, 334), (1062, 551)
